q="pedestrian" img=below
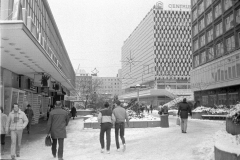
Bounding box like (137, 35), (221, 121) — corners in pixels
(71, 106), (77, 120)
(112, 100), (129, 152)
(1, 107), (7, 155)
(150, 104), (153, 113)
(177, 98), (192, 133)
(24, 104), (34, 134)
(147, 105), (150, 114)
(98, 102), (116, 154)
(6, 103), (28, 160)
(47, 105), (51, 121)
(46, 101), (69, 160)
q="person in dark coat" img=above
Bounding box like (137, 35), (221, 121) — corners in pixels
(46, 101), (69, 160)
(177, 98), (192, 133)
(24, 104), (34, 134)
(71, 106), (77, 120)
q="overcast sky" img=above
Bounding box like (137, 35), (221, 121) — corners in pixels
(48, 0), (190, 77)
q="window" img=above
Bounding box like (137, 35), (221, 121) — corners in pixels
(215, 22), (223, 37)
(218, 94), (227, 105)
(224, 0), (232, 11)
(206, 12), (213, 25)
(215, 3), (222, 19)
(225, 14), (233, 31)
(205, 0), (212, 9)
(207, 47), (214, 61)
(193, 24), (198, 36)
(198, 2), (204, 15)
(193, 9), (198, 21)
(194, 39), (199, 51)
(200, 34), (205, 47)
(199, 18), (205, 31)
(215, 42), (224, 57)
(192, 0), (198, 6)
(207, 29), (213, 42)
(202, 96), (208, 105)
(201, 51), (206, 64)
(194, 55), (199, 67)
(226, 35), (235, 52)
(236, 8), (240, 24)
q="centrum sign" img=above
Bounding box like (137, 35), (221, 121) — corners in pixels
(168, 4), (191, 9)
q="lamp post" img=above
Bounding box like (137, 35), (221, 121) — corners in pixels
(130, 84), (147, 104)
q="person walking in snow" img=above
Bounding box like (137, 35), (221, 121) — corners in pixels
(113, 100), (129, 152)
(150, 104), (153, 113)
(47, 101), (69, 160)
(6, 103), (28, 160)
(177, 98), (192, 133)
(24, 104), (34, 134)
(1, 107), (7, 155)
(98, 102), (116, 154)
(71, 106), (77, 120)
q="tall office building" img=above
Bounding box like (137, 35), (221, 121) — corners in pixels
(120, 2), (192, 106)
(0, 0), (75, 123)
(190, 0), (240, 107)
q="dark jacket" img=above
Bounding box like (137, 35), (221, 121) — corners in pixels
(46, 107), (69, 139)
(71, 107), (77, 117)
(97, 108), (116, 124)
(178, 102), (192, 119)
(24, 108), (34, 120)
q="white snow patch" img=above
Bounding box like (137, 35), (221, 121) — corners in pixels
(214, 130), (240, 156)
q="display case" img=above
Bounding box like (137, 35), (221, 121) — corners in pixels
(4, 87), (25, 115)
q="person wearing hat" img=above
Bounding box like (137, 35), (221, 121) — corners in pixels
(177, 98), (192, 133)
(24, 104), (34, 134)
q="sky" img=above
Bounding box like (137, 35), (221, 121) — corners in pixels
(47, 0), (190, 77)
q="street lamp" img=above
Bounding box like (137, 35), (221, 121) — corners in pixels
(130, 84), (147, 103)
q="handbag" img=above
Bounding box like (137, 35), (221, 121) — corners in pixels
(176, 117), (180, 126)
(45, 135), (52, 147)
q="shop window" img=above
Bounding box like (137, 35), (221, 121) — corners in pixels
(209, 95), (217, 106)
(218, 94), (227, 105)
(228, 93), (238, 105)
(202, 96), (208, 105)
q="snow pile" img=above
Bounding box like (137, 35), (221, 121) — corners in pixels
(85, 116), (98, 122)
(192, 106), (210, 112)
(208, 108), (229, 114)
(214, 130), (240, 156)
(164, 96), (194, 108)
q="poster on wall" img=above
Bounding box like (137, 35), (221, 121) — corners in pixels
(34, 73), (51, 87)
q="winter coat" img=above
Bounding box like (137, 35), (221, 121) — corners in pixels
(6, 110), (29, 132)
(1, 113), (7, 134)
(113, 106), (129, 124)
(71, 107), (77, 117)
(24, 108), (34, 120)
(98, 108), (116, 124)
(178, 102), (192, 119)
(46, 107), (69, 139)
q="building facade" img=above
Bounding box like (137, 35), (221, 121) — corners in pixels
(0, 0), (75, 124)
(75, 69), (92, 98)
(92, 76), (122, 98)
(119, 4), (192, 106)
(190, 0), (240, 107)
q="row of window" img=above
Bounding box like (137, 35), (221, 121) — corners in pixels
(192, 0), (233, 21)
(193, 12), (240, 51)
(202, 92), (238, 106)
(193, 9), (239, 37)
(193, 33), (239, 68)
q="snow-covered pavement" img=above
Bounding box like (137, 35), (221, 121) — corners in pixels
(1, 113), (224, 160)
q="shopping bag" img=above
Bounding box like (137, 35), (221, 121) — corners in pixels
(176, 117), (180, 126)
(45, 135), (52, 147)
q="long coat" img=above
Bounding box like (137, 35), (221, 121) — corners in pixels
(24, 108), (34, 121)
(46, 107), (69, 139)
(71, 107), (77, 117)
(178, 102), (192, 119)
